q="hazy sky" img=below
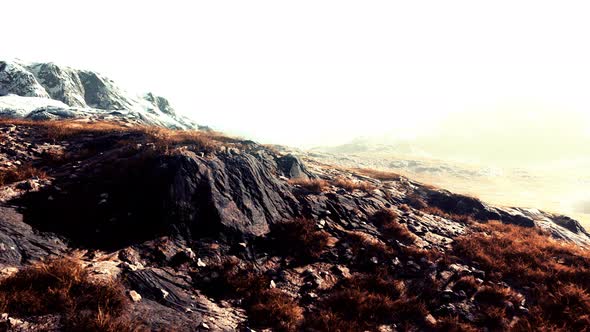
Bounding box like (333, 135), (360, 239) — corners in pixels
(3, 1), (590, 148)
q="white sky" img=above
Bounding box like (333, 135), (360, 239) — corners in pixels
(3, 0), (590, 147)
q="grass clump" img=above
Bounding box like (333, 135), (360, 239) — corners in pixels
(452, 220), (590, 330)
(198, 258), (303, 331)
(331, 176), (375, 192)
(288, 178), (328, 194)
(0, 258), (140, 332)
(369, 209), (415, 243)
(0, 164), (46, 187)
(268, 218), (330, 262)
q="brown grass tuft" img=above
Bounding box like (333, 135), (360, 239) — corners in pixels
(452, 221), (590, 330)
(0, 258), (139, 331)
(331, 176), (375, 192)
(268, 218), (330, 262)
(288, 178), (328, 193)
(369, 209), (415, 243)
(0, 164), (46, 187)
(351, 168), (401, 181)
(198, 258), (303, 331)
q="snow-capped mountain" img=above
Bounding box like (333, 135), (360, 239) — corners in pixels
(0, 60), (199, 129)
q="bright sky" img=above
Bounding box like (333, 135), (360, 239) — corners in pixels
(3, 0), (590, 147)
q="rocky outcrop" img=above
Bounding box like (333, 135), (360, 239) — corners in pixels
(0, 60), (199, 129)
(0, 61), (49, 98)
(0, 206), (66, 266)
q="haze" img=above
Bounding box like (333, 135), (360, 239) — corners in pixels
(3, 1), (589, 223)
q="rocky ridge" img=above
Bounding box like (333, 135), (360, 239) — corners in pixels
(0, 60), (199, 129)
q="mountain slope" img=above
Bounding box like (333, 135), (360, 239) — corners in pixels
(0, 119), (589, 331)
(0, 60), (199, 129)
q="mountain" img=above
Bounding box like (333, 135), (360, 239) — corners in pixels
(0, 60), (199, 129)
(1, 64), (590, 331)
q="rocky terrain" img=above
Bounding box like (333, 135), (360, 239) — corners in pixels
(0, 119), (589, 331)
(1, 60), (590, 331)
(0, 60), (200, 129)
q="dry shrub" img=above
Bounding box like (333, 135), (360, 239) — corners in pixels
(0, 165), (46, 186)
(303, 310), (362, 332)
(42, 121), (131, 139)
(399, 204), (411, 212)
(198, 258), (267, 299)
(289, 178), (328, 193)
(1, 119), (224, 154)
(248, 289), (304, 331)
(319, 287), (428, 330)
(142, 127), (221, 153)
(370, 209), (415, 243)
(331, 176), (375, 192)
(476, 306), (509, 331)
(406, 192), (427, 210)
(352, 168), (401, 181)
(452, 221), (590, 330)
(344, 232), (396, 268)
(269, 218), (330, 262)
(474, 285), (523, 307)
(436, 316), (478, 332)
(452, 275), (479, 295)
(198, 258), (303, 331)
(0, 258), (138, 332)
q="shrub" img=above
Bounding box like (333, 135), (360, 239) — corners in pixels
(247, 289), (303, 331)
(352, 168), (401, 181)
(0, 258), (138, 332)
(268, 218), (330, 262)
(452, 221), (590, 330)
(343, 232), (396, 269)
(198, 258), (303, 331)
(369, 209), (415, 243)
(405, 192), (427, 209)
(289, 178), (328, 193)
(331, 176), (375, 192)
(0, 165), (46, 187)
(452, 275), (478, 295)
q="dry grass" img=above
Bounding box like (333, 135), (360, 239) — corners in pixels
(331, 176), (376, 192)
(452, 220), (590, 330)
(268, 218), (330, 262)
(0, 164), (46, 186)
(421, 206), (475, 224)
(343, 232), (396, 269)
(198, 258), (303, 331)
(351, 168), (401, 181)
(288, 178), (329, 193)
(0, 258), (140, 332)
(310, 273), (429, 331)
(369, 209), (415, 243)
(405, 192), (428, 210)
(0, 119), (226, 154)
(452, 275), (479, 296)
(247, 289), (304, 331)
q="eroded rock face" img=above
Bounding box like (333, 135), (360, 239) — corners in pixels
(0, 61), (49, 98)
(0, 207), (66, 266)
(276, 154), (313, 179)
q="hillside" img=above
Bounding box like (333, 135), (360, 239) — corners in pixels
(2, 61), (590, 331)
(0, 119), (589, 331)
